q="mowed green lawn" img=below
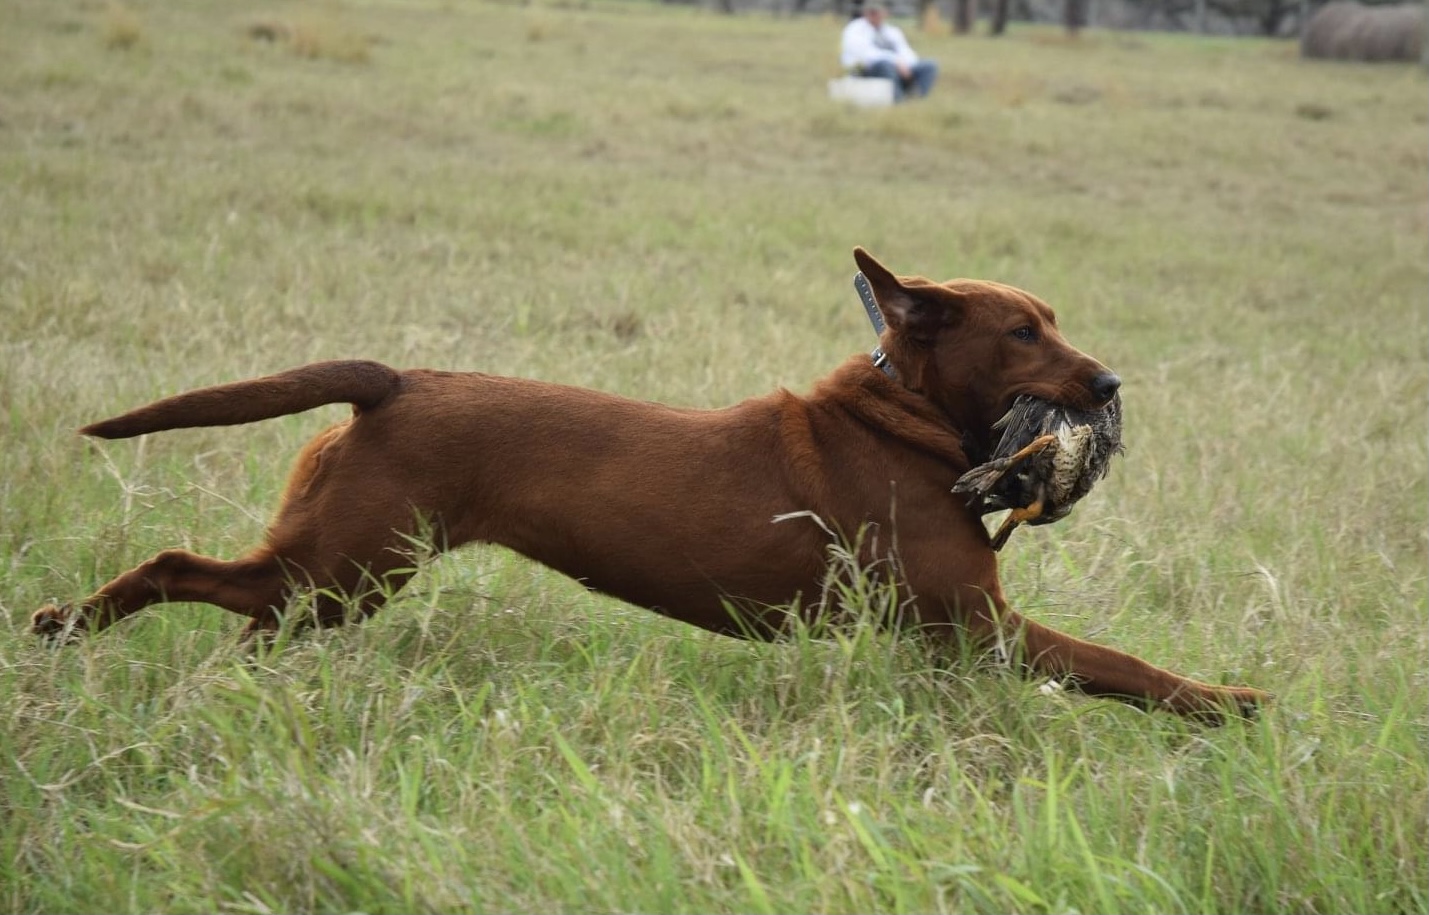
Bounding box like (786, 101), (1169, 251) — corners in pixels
(1, 0), (1425, 912)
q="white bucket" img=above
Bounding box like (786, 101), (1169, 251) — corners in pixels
(827, 76), (895, 108)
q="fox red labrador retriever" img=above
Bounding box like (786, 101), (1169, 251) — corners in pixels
(33, 249), (1268, 722)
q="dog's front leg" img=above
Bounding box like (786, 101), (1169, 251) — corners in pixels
(1005, 612), (1271, 723)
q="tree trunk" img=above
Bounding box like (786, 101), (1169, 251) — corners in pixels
(990, 0), (1010, 34)
(954, 0), (975, 32)
(1423, 0), (1429, 69)
(1064, 0), (1085, 34)
(1260, 0), (1290, 34)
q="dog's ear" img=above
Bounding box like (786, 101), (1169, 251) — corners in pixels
(853, 247), (960, 343)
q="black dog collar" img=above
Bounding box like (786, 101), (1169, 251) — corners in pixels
(854, 272), (896, 379)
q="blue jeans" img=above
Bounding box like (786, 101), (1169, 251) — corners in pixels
(861, 59), (938, 102)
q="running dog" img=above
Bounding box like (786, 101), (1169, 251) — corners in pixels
(32, 248), (1269, 722)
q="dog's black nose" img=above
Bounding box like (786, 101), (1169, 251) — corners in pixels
(1089, 372), (1121, 402)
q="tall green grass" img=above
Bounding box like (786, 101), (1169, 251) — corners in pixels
(1, 0), (1425, 911)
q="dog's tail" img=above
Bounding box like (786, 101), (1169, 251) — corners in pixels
(81, 360), (403, 440)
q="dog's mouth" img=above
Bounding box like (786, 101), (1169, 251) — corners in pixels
(999, 381), (1119, 419)
(993, 393), (1123, 448)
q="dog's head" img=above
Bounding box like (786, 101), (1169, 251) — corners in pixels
(854, 247), (1120, 453)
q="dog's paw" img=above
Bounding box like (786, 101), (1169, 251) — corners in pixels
(237, 616), (283, 652)
(1188, 685), (1273, 726)
(1229, 686), (1274, 720)
(31, 603), (87, 644)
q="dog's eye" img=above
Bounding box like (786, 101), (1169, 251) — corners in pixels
(1011, 326), (1037, 342)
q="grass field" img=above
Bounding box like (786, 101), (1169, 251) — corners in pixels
(2, 0), (1426, 912)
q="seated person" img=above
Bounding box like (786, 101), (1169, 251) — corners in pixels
(840, 2), (939, 102)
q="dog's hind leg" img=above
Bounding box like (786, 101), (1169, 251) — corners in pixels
(308, 563), (417, 630)
(233, 568), (416, 643)
(31, 548), (291, 640)
(31, 544), (420, 642)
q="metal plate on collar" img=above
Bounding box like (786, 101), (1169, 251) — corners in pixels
(854, 272), (895, 378)
(854, 272), (886, 334)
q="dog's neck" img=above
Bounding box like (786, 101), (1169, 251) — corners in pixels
(816, 360), (970, 471)
(850, 273), (991, 468)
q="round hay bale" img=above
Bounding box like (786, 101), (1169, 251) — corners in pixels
(1301, 1), (1426, 62)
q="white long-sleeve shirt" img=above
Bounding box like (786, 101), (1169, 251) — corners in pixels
(840, 17), (920, 71)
